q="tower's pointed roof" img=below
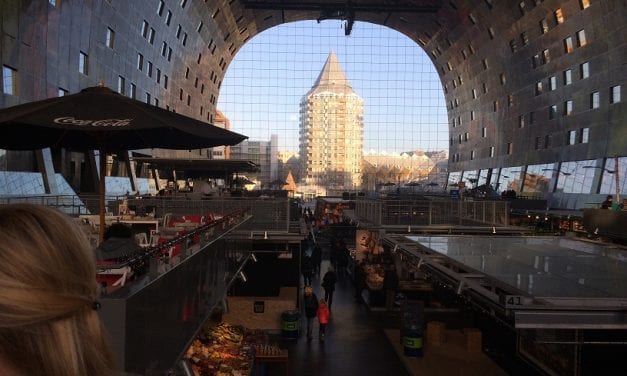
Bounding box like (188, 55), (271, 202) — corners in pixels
(305, 52), (359, 97)
(313, 52), (351, 89)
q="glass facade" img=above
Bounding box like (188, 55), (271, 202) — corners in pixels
(555, 160), (597, 194)
(523, 163), (556, 194)
(599, 157), (627, 195)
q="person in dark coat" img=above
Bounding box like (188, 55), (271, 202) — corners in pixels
(95, 223), (142, 262)
(302, 254), (314, 286)
(312, 244), (322, 276)
(303, 286), (319, 340)
(321, 267), (338, 309)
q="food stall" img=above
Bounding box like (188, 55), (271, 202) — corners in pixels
(185, 322), (288, 376)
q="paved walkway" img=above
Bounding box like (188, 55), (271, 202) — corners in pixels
(272, 260), (409, 376)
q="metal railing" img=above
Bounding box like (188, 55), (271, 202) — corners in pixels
(355, 197), (509, 227)
(0, 195), (293, 232)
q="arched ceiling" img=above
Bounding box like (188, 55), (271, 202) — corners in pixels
(234, 0), (454, 47)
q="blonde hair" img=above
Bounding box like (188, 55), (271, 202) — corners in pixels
(0, 204), (115, 376)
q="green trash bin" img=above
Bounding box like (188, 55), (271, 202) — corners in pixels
(403, 326), (423, 357)
(281, 310), (300, 339)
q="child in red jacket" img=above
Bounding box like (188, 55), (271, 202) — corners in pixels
(317, 298), (330, 341)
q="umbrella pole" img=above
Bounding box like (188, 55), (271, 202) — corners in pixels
(99, 148), (106, 242)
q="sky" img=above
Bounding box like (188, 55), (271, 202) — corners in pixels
(217, 20), (448, 154)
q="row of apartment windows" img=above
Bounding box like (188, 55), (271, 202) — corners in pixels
(446, 2), (592, 95)
(452, 126), (591, 164)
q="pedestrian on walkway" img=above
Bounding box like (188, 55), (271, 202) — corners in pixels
(322, 266), (338, 309)
(317, 298), (330, 341)
(312, 243), (322, 276)
(353, 260), (366, 303)
(303, 286), (319, 340)
(302, 254), (314, 286)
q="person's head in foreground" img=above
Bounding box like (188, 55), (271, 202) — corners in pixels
(0, 204), (115, 376)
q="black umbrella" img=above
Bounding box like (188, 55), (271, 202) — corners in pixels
(0, 84), (247, 240)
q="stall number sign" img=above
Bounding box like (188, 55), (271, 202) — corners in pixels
(254, 301), (265, 313)
(502, 295), (529, 308)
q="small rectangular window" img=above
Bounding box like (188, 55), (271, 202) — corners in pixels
(535, 81), (543, 95)
(117, 75), (125, 94)
(197, 21), (203, 32)
(470, 150), (475, 160)
(482, 59), (488, 70)
(549, 76), (557, 90)
(79, 51), (88, 75)
(540, 19), (549, 34)
(157, 0), (164, 15)
(581, 62), (590, 78)
(472, 89), (478, 99)
(580, 0), (590, 10)
(580, 128), (589, 143)
(519, 115), (525, 128)
(564, 100), (573, 116)
(161, 42), (168, 56)
(165, 11), (172, 25)
(185, 67), (190, 79)
(576, 30), (587, 47)
(532, 54), (540, 68)
(164, 75), (169, 89)
(568, 130), (577, 145)
(182, 33), (188, 46)
(148, 28), (155, 44)
(549, 104), (557, 119)
(489, 146), (495, 157)
(482, 83), (488, 93)
(534, 137), (542, 150)
(482, 127), (487, 137)
(176, 25), (182, 38)
(590, 91), (600, 109)
(470, 110), (475, 121)
(186, 94), (191, 106)
(129, 83), (136, 99)
(529, 111), (535, 124)
(520, 32), (529, 45)
(2, 65), (17, 95)
(58, 88), (68, 97)
(554, 8), (564, 24)
(488, 27), (495, 39)
(610, 85), (621, 104)
(137, 53), (143, 70)
(564, 69), (572, 85)
(106, 27), (115, 49)
(493, 100), (498, 112)
(167, 47), (172, 61)
(146, 92), (151, 104)
(564, 37), (574, 53)
(508, 94), (514, 107)
(509, 40), (517, 53)
(156, 69), (161, 83)
(147, 61), (153, 77)
(141, 20), (148, 37)
(507, 143), (513, 155)
(154, 98), (159, 107)
(499, 73), (506, 85)
(180, 0), (187, 8)
(542, 49), (550, 64)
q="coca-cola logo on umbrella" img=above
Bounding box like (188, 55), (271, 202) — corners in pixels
(53, 116), (133, 127)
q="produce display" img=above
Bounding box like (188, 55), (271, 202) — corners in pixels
(185, 322), (276, 376)
(364, 264), (385, 290)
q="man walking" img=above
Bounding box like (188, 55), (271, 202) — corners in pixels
(322, 266), (338, 310)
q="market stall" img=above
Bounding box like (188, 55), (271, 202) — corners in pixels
(185, 322), (288, 376)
